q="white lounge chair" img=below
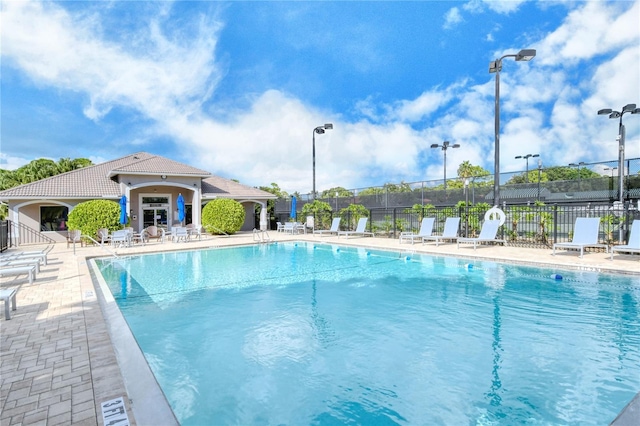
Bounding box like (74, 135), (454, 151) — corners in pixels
(314, 217), (341, 237)
(422, 217), (460, 246)
(610, 219), (640, 260)
(457, 219), (506, 250)
(0, 265), (36, 285)
(553, 217), (608, 258)
(399, 218), (435, 244)
(1, 250), (48, 266)
(338, 217), (374, 238)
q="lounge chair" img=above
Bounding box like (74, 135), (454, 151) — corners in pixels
(553, 217), (608, 258)
(338, 217), (374, 238)
(142, 226), (165, 243)
(457, 219), (506, 250)
(422, 217), (460, 246)
(1, 250), (48, 266)
(399, 218), (435, 244)
(314, 217), (341, 237)
(610, 219), (640, 260)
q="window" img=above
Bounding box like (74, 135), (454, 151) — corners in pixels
(41, 206), (69, 231)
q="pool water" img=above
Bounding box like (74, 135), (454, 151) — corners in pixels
(96, 243), (640, 425)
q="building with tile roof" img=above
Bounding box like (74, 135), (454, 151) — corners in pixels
(0, 152), (276, 243)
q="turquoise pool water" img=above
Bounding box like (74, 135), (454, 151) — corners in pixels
(96, 243), (640, 425)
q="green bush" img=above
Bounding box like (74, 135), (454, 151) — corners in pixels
(202, 199), (245, 235)
(67, 200), (122, 239)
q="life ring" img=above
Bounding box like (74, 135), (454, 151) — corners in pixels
(484, 207), (506, 226)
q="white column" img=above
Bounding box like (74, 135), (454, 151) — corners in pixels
(259, 202), (268, 230)
(192, 187), (202, 227)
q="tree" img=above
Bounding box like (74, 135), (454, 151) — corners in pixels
(67, 200), (121, 239)
(301, 200), (333, 229)
(202, 199), (245, 234)
(321, 187), (353, 198)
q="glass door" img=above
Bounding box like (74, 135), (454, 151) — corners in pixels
(142, 208), (168, 230)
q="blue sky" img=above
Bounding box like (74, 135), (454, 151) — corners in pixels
(1, 0), (639, 194)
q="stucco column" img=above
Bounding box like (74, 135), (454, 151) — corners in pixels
(192, 187), (201, 227)
(259, 202), (268, 231)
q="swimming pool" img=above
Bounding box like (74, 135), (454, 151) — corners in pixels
(95, 242), (640, 425)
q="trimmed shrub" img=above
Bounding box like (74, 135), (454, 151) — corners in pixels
(67, 200), (122, 239)
(202, 199), (245, 235)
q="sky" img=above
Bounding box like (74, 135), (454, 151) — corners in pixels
(1, 0), (639, 195)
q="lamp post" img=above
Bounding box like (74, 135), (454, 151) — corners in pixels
(489, 48), (536, 207)
(569, 161), (587, 191)
(430, 141), (460, 193)
(604, 166), (618, 179)
(312, 123), (333, 200)
(598, 104), (640, 203)
(515, 154), (539, 182)
(537, 158), (542, 201)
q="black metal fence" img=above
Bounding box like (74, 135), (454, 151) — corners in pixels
(273, 202), (640, 249)
(0, 220), (9, 252)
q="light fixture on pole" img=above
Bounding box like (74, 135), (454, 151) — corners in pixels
(515, 154), (539, 182)
(312, 123), (333, 201)
(569, 161), (587, 191)
(598, 104), (639, 203)
(430, 141), (460, 193)
(489, 48), (536, 207)
(604, 166), (618, 179)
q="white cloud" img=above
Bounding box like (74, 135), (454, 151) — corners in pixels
(443, 7), (464, 30)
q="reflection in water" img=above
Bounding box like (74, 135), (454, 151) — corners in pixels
(486, 296), (503, 408)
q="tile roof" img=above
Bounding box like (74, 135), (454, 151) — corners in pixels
(0, 152), (275, 200)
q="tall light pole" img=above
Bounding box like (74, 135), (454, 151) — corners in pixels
(537, 158), (542, 201)
(569, 161), (587, 191)
(515, 154), (539, 182)
(312, 123), (333, 200)
(489, 48), (536, 207)
(604, 166), (618, 179)
(430, 141), (460, 193)
(598, 104), (640, 203)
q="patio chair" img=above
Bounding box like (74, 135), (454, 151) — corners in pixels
(143, 225), (165, 243)
(66, 229), (83, 248)
(276, 222), (285, 232)
(97, 228), (110, 246)
(422, 217), (460, 246)
(172, 226), (189, 243)
(610, 219), (640, 260)
(553, 217), (608, 258)
(186, 223), (203, 240)
(314, 217), (341, 237)
(338, 217), (374, 238)
(110, 229), (131, 248)
(399, 218), (435, 244)
(457, 219), (506, 250)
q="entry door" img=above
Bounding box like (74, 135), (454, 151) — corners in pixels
(142, 208), (168, 229)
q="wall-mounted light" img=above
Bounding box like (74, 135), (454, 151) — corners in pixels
(161, 175), (167, 180)
(127, 182), (131, 186)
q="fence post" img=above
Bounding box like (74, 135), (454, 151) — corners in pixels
(553, 204), (558, 243)
(392, 208), (397, 239)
